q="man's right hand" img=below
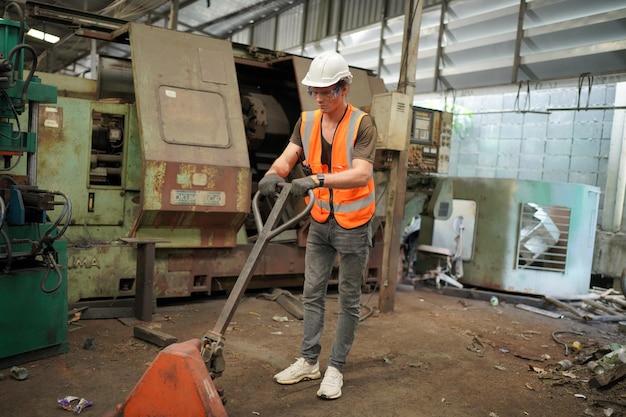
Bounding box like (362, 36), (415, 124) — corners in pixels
(258, 173), (283, 197)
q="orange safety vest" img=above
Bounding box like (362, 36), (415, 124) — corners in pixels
(300, 104), (375, 229)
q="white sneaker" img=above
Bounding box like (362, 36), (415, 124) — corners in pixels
(273, 358), (321, 385)
(317, 366), (343, 399)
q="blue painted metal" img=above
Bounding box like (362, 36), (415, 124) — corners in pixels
(0, 11), (68, 367)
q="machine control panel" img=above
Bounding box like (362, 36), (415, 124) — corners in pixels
(407, 107), (452, 174)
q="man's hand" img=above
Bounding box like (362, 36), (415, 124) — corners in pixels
(291, 176), (318, 197)
(258, 173), (283, 197)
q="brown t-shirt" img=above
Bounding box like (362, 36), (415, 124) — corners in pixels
(289, 114), (377, 166)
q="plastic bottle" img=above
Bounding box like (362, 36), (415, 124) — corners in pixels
(602, 345), (626, 365)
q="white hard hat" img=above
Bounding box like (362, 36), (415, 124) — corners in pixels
(302, 51), (353, 87)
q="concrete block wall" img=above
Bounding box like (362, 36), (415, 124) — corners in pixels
(424, 83), (615, 222)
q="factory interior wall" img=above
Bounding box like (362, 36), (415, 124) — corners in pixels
(415, 81), (616, 227)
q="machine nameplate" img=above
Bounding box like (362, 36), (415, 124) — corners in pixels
(171, 190), (225, 206)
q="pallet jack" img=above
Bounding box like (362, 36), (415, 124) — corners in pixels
(103, 184), (314, 417)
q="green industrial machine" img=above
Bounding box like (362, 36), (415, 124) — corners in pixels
(0, 3), (69, 368)
(30, 20), (391, 308)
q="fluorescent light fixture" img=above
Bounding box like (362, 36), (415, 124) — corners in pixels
(27, 28), (60, 44)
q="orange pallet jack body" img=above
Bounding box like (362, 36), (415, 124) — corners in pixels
(101, 339), (227, 417)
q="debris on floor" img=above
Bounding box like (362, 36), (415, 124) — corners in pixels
(257, 288), (304, 319)
(10, 366), (28, 381)
(443, 285), (626, 323)
(544, 287), (626, 322)
(133, 325), (178, 348)
(516, 303), (564, 319)
(57, 396), (93, 414)
(5, 288), (626, 417)
(441, 283), (626, 411)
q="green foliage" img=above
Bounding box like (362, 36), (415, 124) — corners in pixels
(420, 99), (474, 139)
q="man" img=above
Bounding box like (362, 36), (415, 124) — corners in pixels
(258, 51), (377, 400)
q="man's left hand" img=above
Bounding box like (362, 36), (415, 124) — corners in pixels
(291, 176), (318, 197)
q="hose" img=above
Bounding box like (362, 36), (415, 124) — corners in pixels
(41, 190), (72, 241)
(0, 192), (5, 230)
(6, 43), (39, 106)
(3, 2), (25, 90)
(40, 250), (62, 293)
(3, 3), (25, 40)
(0, 195), (11, 273)
(359, 303), (374, 322)
(359, 280), (380, 322)
(551, 330), (584, 356)
(0, 88), (23, 142)
(0, 228), (11, 273)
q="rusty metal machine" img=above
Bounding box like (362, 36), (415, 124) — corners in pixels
(0, 2), (70, 368)
(26, 15), (387, 312)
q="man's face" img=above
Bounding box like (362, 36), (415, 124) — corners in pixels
(308, 84), (344, 112)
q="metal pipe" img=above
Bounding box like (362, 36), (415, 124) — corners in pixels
(433, 1), (447, 91)
(169, 0), (179, 30)
(601, 82), (626, 232)
(511, 0), (526, 83)
(91, 154), (123, 163)
(547, 106), (626, 111)
(27, 101), (39, 186)
(90, 38), (97, 79)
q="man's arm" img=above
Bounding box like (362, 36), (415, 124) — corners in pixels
(316, 158), (373, 189)
(265, 142), (302, 178)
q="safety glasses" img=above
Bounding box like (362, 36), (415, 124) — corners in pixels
(307, 84), (342, 99)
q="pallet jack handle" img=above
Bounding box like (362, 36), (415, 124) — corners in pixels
(201, 183), (314, 378)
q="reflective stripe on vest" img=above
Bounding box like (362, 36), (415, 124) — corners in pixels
(315, 192), (375, 213)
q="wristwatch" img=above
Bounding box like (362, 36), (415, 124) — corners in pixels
(316, 173), (325, 187)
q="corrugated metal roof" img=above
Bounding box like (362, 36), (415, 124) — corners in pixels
(5, 0), (626, 92)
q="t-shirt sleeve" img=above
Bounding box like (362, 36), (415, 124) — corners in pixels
(353, 114), (377, 163)
(289, 118), (303, 147)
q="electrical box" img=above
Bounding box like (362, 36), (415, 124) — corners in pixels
(370, 92), (412, 151)
(407, 107), (453, 174)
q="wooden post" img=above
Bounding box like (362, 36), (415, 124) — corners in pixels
(378, 0), (423, 313)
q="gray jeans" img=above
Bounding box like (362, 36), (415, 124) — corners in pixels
(300, 217), (372, 371)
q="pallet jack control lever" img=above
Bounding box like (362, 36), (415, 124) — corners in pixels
(201, 183), (314, 378)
